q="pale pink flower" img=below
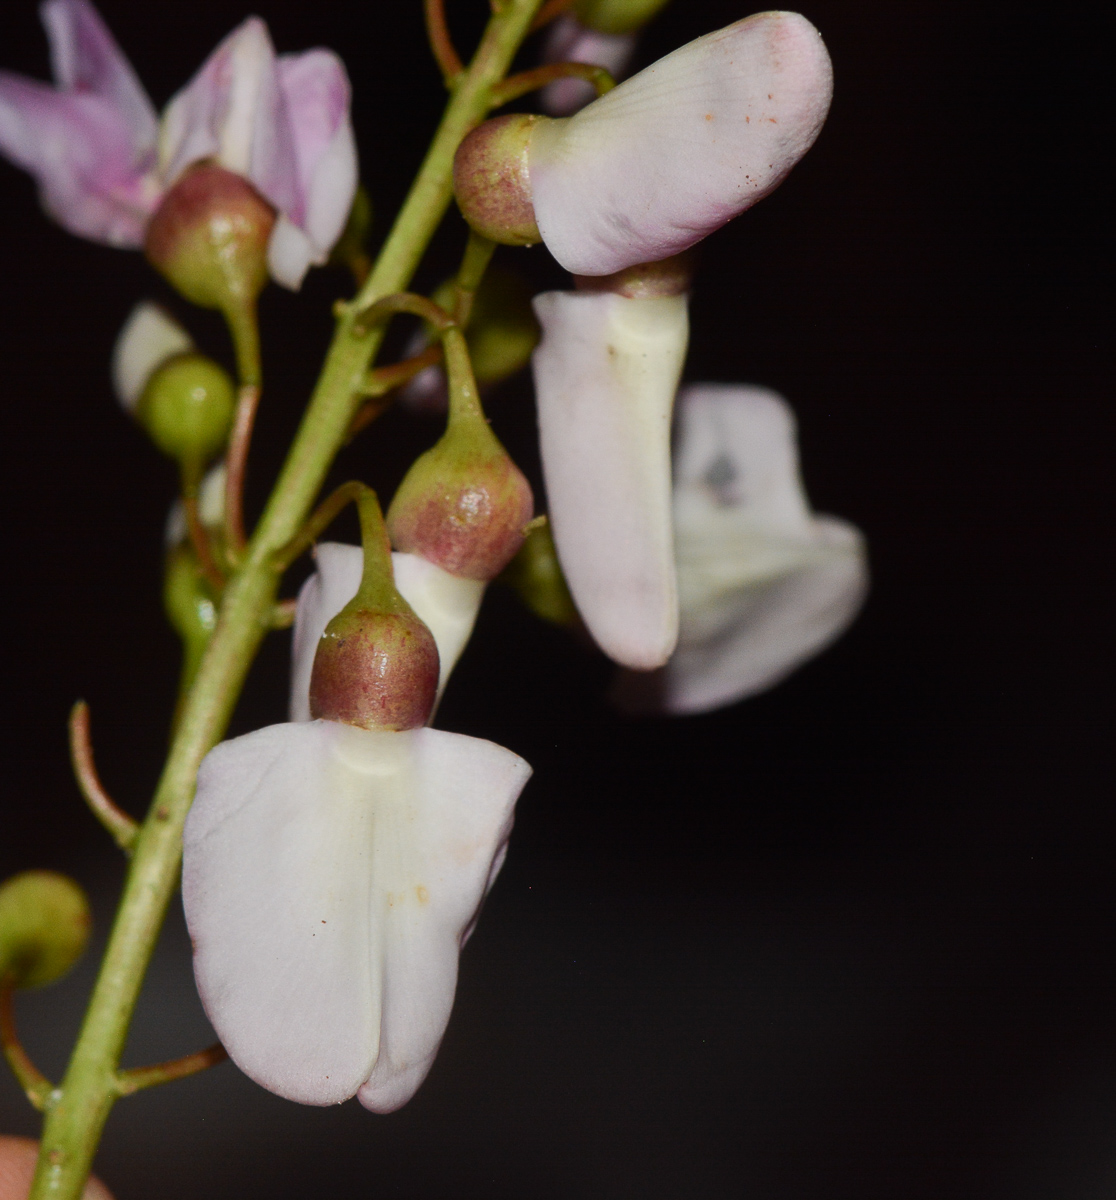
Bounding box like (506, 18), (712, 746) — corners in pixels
(615, 385), (868, 714)
(528, 11), (833, 275)
(0, 0), (356, 288)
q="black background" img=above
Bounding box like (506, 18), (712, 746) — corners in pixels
(0, 2), (1111, 1196)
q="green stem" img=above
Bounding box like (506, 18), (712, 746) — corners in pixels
(29, 3), (542, 1197)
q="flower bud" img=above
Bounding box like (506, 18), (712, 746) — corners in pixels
(329, 184), (373, 272)
(431, 267), (540, 386)
(164, 545), (218, 643)
(136, 352), (236, 467)
(574, 0), (671, 35)
(0, 871), (91, 990)
(145, 162), (275, 317)
(309, 492), (440, 732)
(501, 520), (579, 627)
(453, 115), (541, 247)
(387, 330), (534, 581)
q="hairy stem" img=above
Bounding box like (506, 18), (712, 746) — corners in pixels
(30, 3), (542, 1196)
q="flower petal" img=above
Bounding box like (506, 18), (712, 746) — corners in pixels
(0, 73), (158, 244)
(532, 290), (687, 668)
(541, 15), (636, 116)
(110, 301), (193, 410)
(614, 384), (868, 714)
(289, 543), (485, 722)
(528, 11), (833, 275)
(41, 0), (157, 153)
(271, 49), (357, 281)
(158, 17), (300, 222)
(182, 720), (531, 1109)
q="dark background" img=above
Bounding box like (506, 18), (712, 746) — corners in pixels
(0, 1), (1111, 1196)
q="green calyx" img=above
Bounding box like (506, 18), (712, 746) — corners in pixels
(387, 328), (534, 580)
(432, 267), (540, 385)
(501, 518), (579, 626)
(0, 872), (91, 990)
(135, 352), (235, 468)
(309, 490), (440, 731)
(573, 0), (671, 34)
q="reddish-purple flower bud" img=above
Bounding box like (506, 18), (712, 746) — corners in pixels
(145, 162), (275, 316)
(387, 329), (534, 581)
(307, 490), (440, 732)
(309, 608), (439, 732)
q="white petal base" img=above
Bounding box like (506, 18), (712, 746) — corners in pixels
(183, 720), (531, 1108)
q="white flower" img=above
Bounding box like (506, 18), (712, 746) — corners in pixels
(529, 11), (832, 275)
(614, 384), (868, 714)
(531, 286), (688, 669)
(182, 541), (523, 1112)
(0, 1), (357, 288)
(183, 720), (530, 1112)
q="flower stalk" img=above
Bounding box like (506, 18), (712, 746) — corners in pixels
(28, 3), (544, 1196)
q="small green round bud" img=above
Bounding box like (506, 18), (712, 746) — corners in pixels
(145, 163), (275, 314)
(502, 520), (579, 626)
(574, 0), (671, 35)
(135, 352), (236, 465)
(388, 440), (534, 581)
(0, 871), (91, 990)
(164, 544), (218, 643)
(453, 115), (542, 246)
(433, 269), (540, 386)
(310, 609), (440, 732)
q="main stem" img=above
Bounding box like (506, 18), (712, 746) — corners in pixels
(30, 4), (539, 1196)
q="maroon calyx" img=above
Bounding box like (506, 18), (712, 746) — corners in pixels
(309, 609), (439, 732)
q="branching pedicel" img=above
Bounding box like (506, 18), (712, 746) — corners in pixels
(0, 1), (867, 1195)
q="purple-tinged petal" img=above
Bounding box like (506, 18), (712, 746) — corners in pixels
(528, 12), (833, 275)
(111, 300), (193, 411)
(0, 74), (159, 244)
(613, 385), (868, 714)
(290, 543), (484, 722)
(182, 720), (530, 1109)
(267, 49), (357, 288)
(532, 290), (687, 668)
(41, 0), (157, 153)
(541, 15), (636, 116)
(158, 17), (300, 222)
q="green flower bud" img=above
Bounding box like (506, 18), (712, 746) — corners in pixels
(501, 519), (579, 626)
(453, 115), (542, 246)
(432, 268), (540, 386)
(164, 544), (219, 645)
(574, 0), (671, 35)
(135, 352), (236, 467)
(145, 162), (275, 318)
(0, 871), (91, 990)
(310, 491), (440, 732)
(329, 184), (373, 271)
